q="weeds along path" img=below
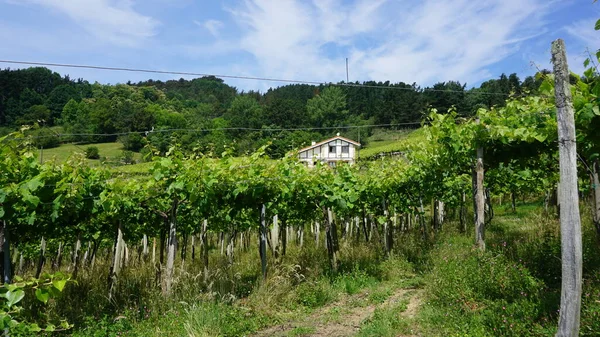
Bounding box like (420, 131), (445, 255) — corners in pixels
(252, 284), (423, 337)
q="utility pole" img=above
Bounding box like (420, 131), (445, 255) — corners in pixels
(345, 58), (349, 83)
(552, 38), (582, 337)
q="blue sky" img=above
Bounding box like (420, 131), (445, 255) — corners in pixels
(0, 0), (598, 92)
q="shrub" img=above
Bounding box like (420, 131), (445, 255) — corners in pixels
(31, 128), (60, 149)
(120, 150), (135, 164)
(120, 133), (145, 152)
(84, 146), (100, 159)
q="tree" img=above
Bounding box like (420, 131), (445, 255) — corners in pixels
(225, 95), (264, 136)
(306, 86), (349, 128)
(424, 81), (468, 116)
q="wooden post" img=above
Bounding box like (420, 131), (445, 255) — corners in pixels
(152, 238), (156, 265)
(109, 221), (124, 299)
(3, 221), (11, 284)
(259, 204), (268, 281)
(383, 198), (392, 256)
(419, 196), (427, 240)
(474, 118), (486, 250)
(164, 199), (178, 295)
(552, 38), (582, 337)
(591, 159), (600, 236)
(191, 235), (196, 261)
(72, 233), (82, 278)
(324, 208), (338, 272)
(202, 220), (209, 283)
(281, 219), (287, 256)
(362, 208), (369, 242)
(314, 221), (320, 248)
(53, 242), (63, 271)
(35, 236), (46, 278)
(271, 215), (279, 259)
(226, 232), (235, 265)
(142, 234), (149, 261)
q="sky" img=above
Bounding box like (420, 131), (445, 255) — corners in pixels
(0, 0), (598, 92)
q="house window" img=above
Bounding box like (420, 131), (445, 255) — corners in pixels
(341, 145), (349, 154)
(328, 161), (336, 168)
(329, 146), (336, 153)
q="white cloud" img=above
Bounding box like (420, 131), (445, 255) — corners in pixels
(223, 0), (553, 87)
(196, 19), (224, 38)
(11, 0), (158, 47)
(566, 18), (600, 51)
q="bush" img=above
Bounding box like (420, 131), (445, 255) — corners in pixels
(31, 128), (60, 149)
(120, 133), (145, 152)
(84, 146), (100, 159)
(120, 150), (135, 164)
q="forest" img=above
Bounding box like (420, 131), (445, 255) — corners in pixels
(0, 66), (544, 158)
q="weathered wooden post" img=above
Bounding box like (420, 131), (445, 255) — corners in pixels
(552, 38), (582, 337)
(474, 117), (485, 250)
(259, 204), (268, 281)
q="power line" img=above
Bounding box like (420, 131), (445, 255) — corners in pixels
(0, 60), (512, 96)
(3, 122), (426, 141)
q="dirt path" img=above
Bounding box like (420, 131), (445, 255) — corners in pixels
(252, 286), (423, 337)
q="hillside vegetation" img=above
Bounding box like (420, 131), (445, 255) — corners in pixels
(0, 67), (543, 159)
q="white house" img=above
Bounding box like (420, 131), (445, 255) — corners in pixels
(298, 134), (361, 167)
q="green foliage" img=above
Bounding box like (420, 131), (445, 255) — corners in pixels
(119, 133), (145, 152)
(30, 127), (60, 149)
(295, 279), (337, 308)
(423, 236), (546, 336)
(120, 150), (135, 164)
(84, 146), (100, 159)
(357, 300), (411, 337)
(0, 273), (72, 334)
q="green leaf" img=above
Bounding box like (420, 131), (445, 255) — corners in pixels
(23, 193), (40, 207)
(45, 323), (56, 332)
(593, 105), (600, 116)
(5, 289), (25, 307)
(26, 177), (43, 192)
(35, 288), (50, 304)
(539, 80), (553, 96)
(595, 18), (600, 30)
(584, 58), (591, 68)
(60, 320), (72, 329)
(52, 279), (67, 292)
(29, 323), (42, 332)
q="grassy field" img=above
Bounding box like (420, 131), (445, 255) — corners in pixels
(41, 142), (142, 165)
(359, 128), (424, 158)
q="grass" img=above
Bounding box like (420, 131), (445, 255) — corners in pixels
(359, 128), (425, 158)
(40, 142), (142, 165)
(357, 298), (411, 337)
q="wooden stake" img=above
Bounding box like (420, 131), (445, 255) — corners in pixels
(474, 118), (486, 250)
(552, 38), (582, 337)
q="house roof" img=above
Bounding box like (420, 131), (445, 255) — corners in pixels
(298, 135), (361, 153)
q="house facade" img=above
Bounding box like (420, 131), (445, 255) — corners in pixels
(298, 135), (361, 167)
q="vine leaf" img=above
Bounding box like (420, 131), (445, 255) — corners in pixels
(52, 279), (67, 292)
(5, 289), (25, 307)
(35, 288), (50, 304)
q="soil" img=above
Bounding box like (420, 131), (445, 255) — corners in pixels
(252, 286), (423, 337)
